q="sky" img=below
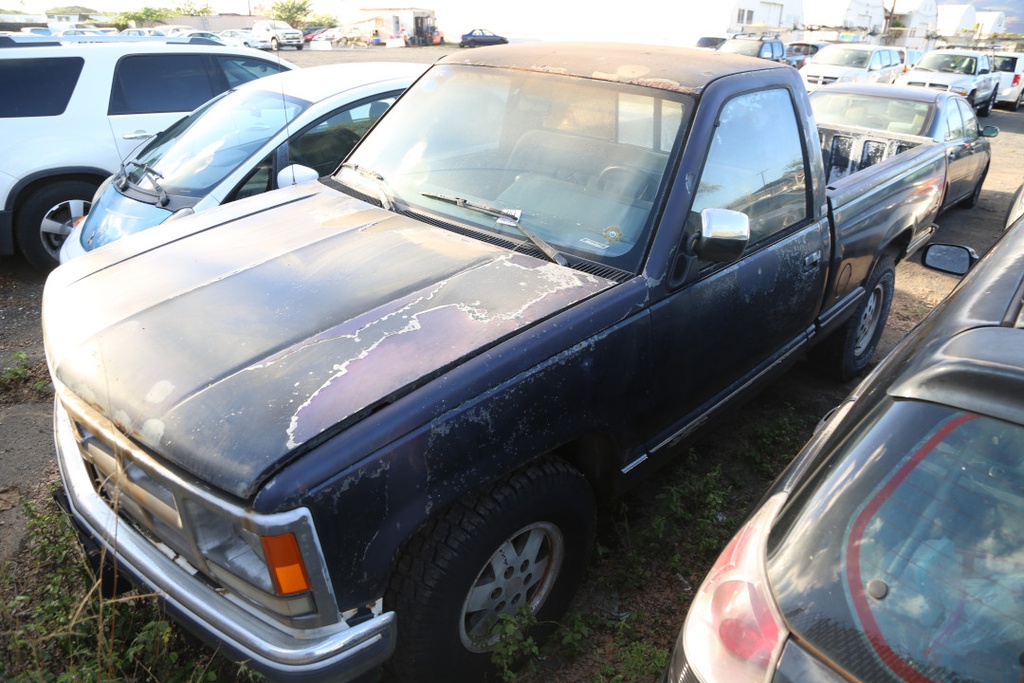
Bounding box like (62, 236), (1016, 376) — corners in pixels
(3, 0), (1019, 41)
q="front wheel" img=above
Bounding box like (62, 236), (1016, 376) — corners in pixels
(386, 458), (595, 683)
(14, 180), (96, 271)
(270, 37), (279, 50)
(296, 43), (303, 50)
(979, 90), (996, 117)
(811, 256), (895, 382)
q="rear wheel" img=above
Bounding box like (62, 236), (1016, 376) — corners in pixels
(1012, 90), (1023, 112)
(386, 458), (595, 683)
(811, 256), (895, 382)
(14, 180), (96, 271)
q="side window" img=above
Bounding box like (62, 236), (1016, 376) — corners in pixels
(773, 43), (784, 60)
(943, 103), (965, 141)
(869, 51), (883, 69)
(957, 99), (979, 139)
(288, 94), (398, 176)
(109, 54), (216, 115)
(215, 55), (290, 88)
(691, 88), (808, 250)
(0, 57), (83, 117)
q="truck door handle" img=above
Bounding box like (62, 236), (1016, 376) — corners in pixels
(804, 251), (821, 269)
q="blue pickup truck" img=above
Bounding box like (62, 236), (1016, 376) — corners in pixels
(43, 43), (949, 682)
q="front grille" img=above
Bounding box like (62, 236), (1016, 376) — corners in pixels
(65, 401), (201, 568)
(57, 391), (336, 628)
(806, 75), (838, 85)
(906, 81), (950, 91)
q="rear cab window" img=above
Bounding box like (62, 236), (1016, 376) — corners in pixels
(0, 57), (83, 117)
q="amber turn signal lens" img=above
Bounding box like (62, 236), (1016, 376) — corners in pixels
(261, 533), (311, 595)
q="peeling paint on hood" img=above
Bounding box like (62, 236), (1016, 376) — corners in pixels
(43, 185), (616, 498)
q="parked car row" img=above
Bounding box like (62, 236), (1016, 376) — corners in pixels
(794, 42), (1024, 118)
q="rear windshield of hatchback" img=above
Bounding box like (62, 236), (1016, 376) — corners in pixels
(0, 57), (83, 117)
(768, 399), (1024, 682)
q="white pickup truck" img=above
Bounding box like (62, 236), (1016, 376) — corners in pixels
(250, 19), (304, 50)
(897, 48), (999, 116)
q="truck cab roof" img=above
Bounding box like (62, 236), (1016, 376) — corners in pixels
(438, 41), (788, 96)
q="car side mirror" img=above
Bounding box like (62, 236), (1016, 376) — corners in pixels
(921, 243), (978, 276)
(277, 164), (320, 188)
(695, 208), (750, 262)
(979, 68), (990, 74)
(981, 125), (999, 138)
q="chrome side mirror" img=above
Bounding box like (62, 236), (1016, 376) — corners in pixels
(695, 208), (750, 262)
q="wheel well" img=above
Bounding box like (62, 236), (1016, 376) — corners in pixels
(549, 433), (622, 501)
(12, 172), (106, 218)
(884, 230), (912, 265)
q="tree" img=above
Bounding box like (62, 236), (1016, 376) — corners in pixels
(270, 0), (312, 27)
(306, 12), (337, 28)
(115, 6), (173, 28)
(174, 2), (212, 15)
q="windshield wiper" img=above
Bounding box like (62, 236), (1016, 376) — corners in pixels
(124, 160), (169, 207)
(340, 163), (396, 211)
(421, 191), (568, 267)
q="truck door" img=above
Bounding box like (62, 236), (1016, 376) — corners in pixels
(643, 86), (828, 453)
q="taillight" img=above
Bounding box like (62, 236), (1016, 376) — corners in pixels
(681, 493), (788, 682)
(1013, 74), (1022, 87)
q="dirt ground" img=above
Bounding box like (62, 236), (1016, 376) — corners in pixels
(1, 44), (1022, 672)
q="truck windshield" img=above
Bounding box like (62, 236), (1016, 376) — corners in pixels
(125, 87), (309, 198)
(336, 63), (693, 273)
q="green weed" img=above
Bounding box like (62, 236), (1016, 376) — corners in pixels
(0, 493), (263, 683)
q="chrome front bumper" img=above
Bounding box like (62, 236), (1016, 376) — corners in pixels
(53, 399), (396, 682)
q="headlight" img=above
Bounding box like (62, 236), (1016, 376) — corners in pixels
(183, 501), (317, 618)
(950, 86), (970, 96)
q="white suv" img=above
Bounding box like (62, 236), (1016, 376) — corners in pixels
(0, 36), (296, 269)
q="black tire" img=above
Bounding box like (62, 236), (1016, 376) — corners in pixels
(386, 458), (595, 683)
(961, 164), (988, 209)
(1012, 90), (1023, 112)
(979, 91), (996, 117)
(811, 256), (895, 382)
(15, 180), (95, 271)
(296, 43), (303, 50)
(270, 37), (279, 50)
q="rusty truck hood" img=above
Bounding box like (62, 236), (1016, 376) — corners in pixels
(44, 185), (616, 498)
